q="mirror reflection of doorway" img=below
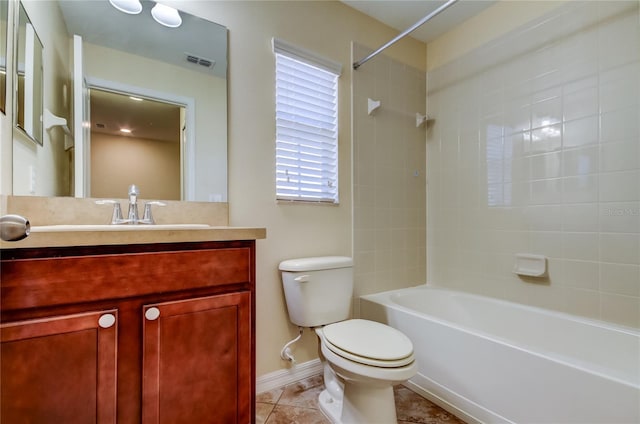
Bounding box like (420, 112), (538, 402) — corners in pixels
(89, 88), (184, 200)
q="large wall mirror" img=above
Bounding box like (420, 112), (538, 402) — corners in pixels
(15, 2), (44, 144)
(11, 0), (227, 201)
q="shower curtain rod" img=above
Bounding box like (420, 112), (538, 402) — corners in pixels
(353, 0), (458, 70)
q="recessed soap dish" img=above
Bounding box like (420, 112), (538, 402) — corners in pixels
(513, 253), (547, 277)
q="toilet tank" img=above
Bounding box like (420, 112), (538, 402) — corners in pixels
(279, 256), (354, 328)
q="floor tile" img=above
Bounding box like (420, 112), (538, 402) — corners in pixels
(257, 374), (466, 424)
(265, 404), (330, 424)
(278, 378), (325, 409)
(394, 386), (466, 424)
(256, 402), (276, 424)
(256, 387), (284, 404)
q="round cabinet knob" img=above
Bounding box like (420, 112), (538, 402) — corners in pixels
(145, 307), (160, 321)
(98, 314), (116, 329)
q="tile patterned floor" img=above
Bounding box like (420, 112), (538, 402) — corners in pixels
(256, 374), (467, 424)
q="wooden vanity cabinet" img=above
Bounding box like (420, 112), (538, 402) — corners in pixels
(1, 309), (118, 423)
(1, 240), (256, 424)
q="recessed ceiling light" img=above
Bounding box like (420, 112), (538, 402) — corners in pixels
(109, 0), (142, 15)
(120, 128), (132, 134)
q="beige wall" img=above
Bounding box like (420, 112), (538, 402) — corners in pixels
(91, 132), (180, 200)
(170, 0), (425, 377)
(427, 0), (564, 71)
(11, 0), (71, 197)
(426, 1), (640, 328)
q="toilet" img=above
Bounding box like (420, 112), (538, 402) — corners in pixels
(279, 256), (417, 424)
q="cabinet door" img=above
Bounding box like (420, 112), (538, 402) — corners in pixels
(142, 292), (251, 424)
(1, 310), (118, 423)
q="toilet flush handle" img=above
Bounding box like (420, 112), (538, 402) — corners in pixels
(294, 275), (311, 283)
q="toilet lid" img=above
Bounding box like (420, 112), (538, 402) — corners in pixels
(322, 319), (414, 368)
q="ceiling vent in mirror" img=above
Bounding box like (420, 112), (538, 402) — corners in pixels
(96, 123), (106, 129)
(185, 53), (215, 69)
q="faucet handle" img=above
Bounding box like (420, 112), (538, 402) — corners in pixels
(96, 200), (124, 224)
(142, 201), (166, 225)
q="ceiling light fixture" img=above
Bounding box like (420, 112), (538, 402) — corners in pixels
(151, 3), (182, 28)
(120, 128), (132, 134)
(108, 0), (142, 15)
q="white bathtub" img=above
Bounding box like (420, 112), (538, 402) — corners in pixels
(360, 285), (640, 424)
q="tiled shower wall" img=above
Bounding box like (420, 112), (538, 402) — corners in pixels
(352, 43), (427, 316)
(427, 1), (640, 328)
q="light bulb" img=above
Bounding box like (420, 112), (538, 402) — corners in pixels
(109, 0), (142, 15)
(151, 3), (182, 28)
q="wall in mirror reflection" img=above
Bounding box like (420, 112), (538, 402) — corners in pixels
(12, 0), (72, 197)
(83, 42), (226, 201)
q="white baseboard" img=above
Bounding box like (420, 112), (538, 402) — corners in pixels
(256, 358), (323, 394)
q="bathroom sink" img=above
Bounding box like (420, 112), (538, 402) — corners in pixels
(31, 224), (212, 232)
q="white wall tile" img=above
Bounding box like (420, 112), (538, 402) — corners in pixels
(563, 146), (599, 176)
(563, 175), (599, 204)
(562, 232), (599, 261)
(562, 203), (599, 232)
(563, 116), (599, 149)
(563, 288), (601, 320)
(600, 233), (640, 265)
(526, 205), (563, 231)
(531, 178), (563, 205)
(600, 293), (640, 328)
(354, 45), (427, 301)
(562, 260), (599, 290)
(598, 11), (640, 71)
(529, 124), (562, 154)
(599, 202), (640, 233)
(532, 90), (562, 128)
(600, 262), (640, 297)
(563, 85), (598, 122)
(601, 107), (640, 144)
(504, 102), (531, 135)
(600, 141), (639, 172)
(530, 231), (563, 258)
(531, 152), (562, 180)
(425, 1), (639, 327)
(599, 63), (640, 113)
(599, 171), (640, 202)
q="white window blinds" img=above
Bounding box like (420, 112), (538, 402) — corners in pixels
(273, 39), (341, 204)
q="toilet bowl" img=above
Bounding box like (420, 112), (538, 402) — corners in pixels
(315, 319), (417, 424)
(279, 257), (417, 424)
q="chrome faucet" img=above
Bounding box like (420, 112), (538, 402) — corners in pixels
(96, 184), (165, 225)
(127, 184), (140, 224)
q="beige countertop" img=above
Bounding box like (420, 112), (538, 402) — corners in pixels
(1, 195), (266, 249)
(1, 226), (266, 249)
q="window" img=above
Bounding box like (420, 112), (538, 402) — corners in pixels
(273, 39), (341, 203)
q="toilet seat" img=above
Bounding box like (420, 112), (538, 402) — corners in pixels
(321, 319), (414, 368)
